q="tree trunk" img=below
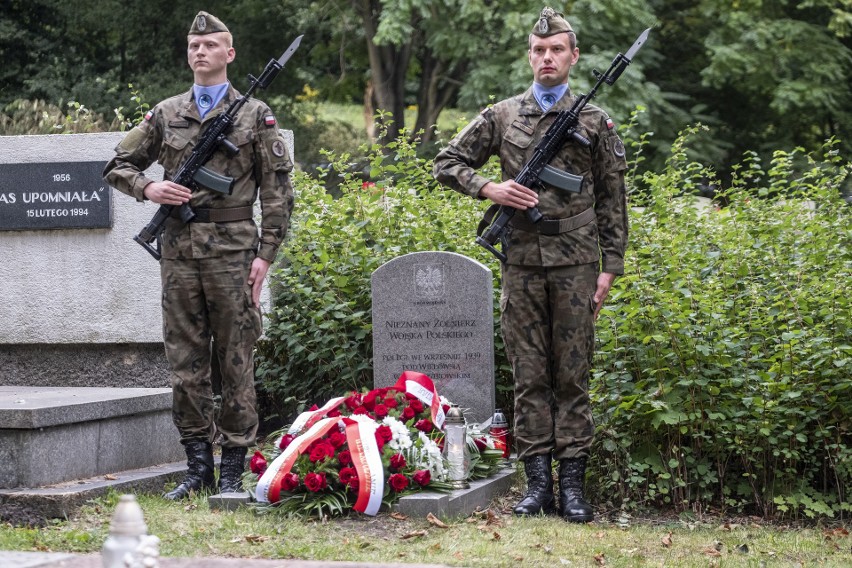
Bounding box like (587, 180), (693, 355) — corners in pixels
(354, 0), (411, 143)
(413, 52), (466, 144)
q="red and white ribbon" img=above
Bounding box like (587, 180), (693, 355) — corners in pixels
(286, 396), (345, 435)
(345, 418), (384, 515)
(393, 370), (446, 429)
(256, 416), (384, 515)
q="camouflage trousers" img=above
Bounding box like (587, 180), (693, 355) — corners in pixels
(160, 250), (262, 448)
(500, 262), (597, 461)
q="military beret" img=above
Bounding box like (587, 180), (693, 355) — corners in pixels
(532, 6), (574, 37)
(188, 11), (230, 35)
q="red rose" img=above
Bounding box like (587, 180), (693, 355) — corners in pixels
(304, 472), (328, 492)
(278, 434), (296, 450)
(328, 430), (347, 448)
(249, 451), (267, 475)
(474, 437), (488, 451)
(405, 393), (418, 401)
(376, 425), (393, 443)
(344, 393), (361, 409)
(413, 469), (431, 486)
(337, 449), (352, 466)
(442, 404), (451, 414)
(338, 467), (358, 487)
(352, 406), (368, 415)
(390, 453), (407, 471)
(384, 397), (399, 409)
(401, 406), (416, 421)
(389, 473), (409, 492)
(374, 404), (389, 418)
(414, 419), (433, 433)
(309, 440), (335, 463)
(409, 399), (424, 413)
(280, 472), (300, 491)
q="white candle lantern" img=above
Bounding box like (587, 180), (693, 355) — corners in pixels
(443, 404), (470, 489)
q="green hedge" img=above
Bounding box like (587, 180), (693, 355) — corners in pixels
(260, 126), (851, 520)
(590, 128), (851, 519)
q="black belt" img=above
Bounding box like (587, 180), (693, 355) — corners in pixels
(509, 207), (595, 235)
(170, 206), (254, 223)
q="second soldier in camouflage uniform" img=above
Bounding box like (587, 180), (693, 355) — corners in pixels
(433, 7), (628, 522)
(104, 12), (295, 499)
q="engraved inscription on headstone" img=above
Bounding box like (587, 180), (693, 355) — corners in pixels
(0, 161), (112, 231)
(372, 251), (495, 424)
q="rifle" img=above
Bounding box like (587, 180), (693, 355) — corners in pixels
(134, 35), (304, 260)
(475, 28), (650, 263)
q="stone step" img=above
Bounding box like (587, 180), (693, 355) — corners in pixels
(0, 460), (186, 519)
(0, 387), (183, 489)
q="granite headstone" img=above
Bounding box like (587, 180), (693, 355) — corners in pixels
(371, 251), (495, 424)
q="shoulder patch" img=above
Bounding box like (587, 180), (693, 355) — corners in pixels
(264, 115), (276, 127)
(144, 110), (154, 122)
(613, 138), (626, 157)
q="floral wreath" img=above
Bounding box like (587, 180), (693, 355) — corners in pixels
(242, 371), (505, 518)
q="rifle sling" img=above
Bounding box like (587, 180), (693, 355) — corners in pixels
(170, 206), (254, 223)
(509, 206), (595, 235)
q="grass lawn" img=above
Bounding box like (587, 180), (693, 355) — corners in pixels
(2, 478), (849, 567)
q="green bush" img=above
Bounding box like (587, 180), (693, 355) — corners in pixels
(256, 128), (512, 427)
(590, 127), (851, 520)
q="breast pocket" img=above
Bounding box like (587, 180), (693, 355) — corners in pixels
(160, 129), (193, 176)
(501, 120), (534, 178)
(221, 128), (255, 179)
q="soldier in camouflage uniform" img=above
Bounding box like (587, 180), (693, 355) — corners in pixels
(433, 7), (628, 522)
(103, 11), (294, 500)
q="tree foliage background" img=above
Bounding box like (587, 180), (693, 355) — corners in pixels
(2, 0), (851, 177)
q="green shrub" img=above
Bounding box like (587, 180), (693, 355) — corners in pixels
(590, 127), (851, 520)
(256, 127), (512, 427)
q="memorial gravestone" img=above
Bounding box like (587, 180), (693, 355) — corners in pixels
(372, 251), (495, 424)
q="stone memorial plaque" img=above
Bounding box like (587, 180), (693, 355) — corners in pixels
(0, 161), (112, 230)
(372, 251), (495, 424)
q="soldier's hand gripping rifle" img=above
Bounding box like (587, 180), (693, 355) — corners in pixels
(133, 35), (304, 260)
(475, 28), (650, 263)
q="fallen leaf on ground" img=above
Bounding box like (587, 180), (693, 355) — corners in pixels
(661, 532), (673, 548)
(390, 512), (407, 520)
(593, 552), (606, 566)
(103, 474), (117, 480)
(244, 534), (269, 543)
(401, 530), (427, 540)
(492, 531), (501, 541)
(702, 547), (722, 557)
(427, 513), (449, 528)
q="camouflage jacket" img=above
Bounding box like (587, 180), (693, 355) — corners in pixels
(433, 87), (628, 273)
(104, 85), (294, 262)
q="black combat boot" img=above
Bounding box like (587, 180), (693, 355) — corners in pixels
(558, 457), (594, 523)
(164, 440), (215, 500)
(218, 446), (248, 493)
(512, 454), (556, 516)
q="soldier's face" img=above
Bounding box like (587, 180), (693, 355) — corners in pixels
(187, 32), (235, 84)
(529, 33), (579, 87)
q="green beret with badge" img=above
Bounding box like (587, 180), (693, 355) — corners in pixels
(532, 6), (574, 37)
(188, 11), (230, 36)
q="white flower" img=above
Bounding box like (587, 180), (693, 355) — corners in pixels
(382, 416), (413, 451)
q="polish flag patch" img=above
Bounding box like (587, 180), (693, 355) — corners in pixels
(144, 110), (154, 122)
(264, 115), (276, 127)
(606, 118), (615, 130)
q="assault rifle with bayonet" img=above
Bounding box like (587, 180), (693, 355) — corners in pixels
(475, 28), (650, 263)
(133, 35), (303, 260)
